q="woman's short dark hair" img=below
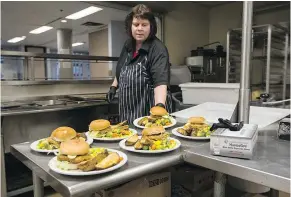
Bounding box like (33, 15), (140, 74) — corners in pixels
(125, 4), (157, 40)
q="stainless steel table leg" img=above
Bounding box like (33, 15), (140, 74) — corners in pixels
(32, 172), (44, 197)
(1, 117), (7, 197)
(214, 172), (227, 197)
(269, 189), (279, 197)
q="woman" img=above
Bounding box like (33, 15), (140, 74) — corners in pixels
(106, 4), (172, 123)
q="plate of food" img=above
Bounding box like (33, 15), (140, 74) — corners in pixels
(119, 126), (181, 153)
(48, 138), (127, 176)
(133, 106), (176, 129)
(30, 126), (93, 153)
(172, 117), (213, 140)
(86, 120), (137, 141)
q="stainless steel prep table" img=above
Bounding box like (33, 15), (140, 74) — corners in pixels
(184, 126), (291, 194)
(10, 126), (208, 197)
(10, 124), (290, 197)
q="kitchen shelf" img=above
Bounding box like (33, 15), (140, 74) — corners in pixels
(226, 23), (290, 100)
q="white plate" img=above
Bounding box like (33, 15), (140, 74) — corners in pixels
(172, 127), (210, 140)
(133, 116), (177, 129)
(119, 137), (181, 154)
(48, 149), (127, 176)
(86, 128), (137, 141)
(30, 134), (94, 154)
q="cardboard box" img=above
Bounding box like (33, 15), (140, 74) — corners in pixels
(210, 124), (258, 159)
(170, 165), (214, 192)
(95, 172), (171, 197)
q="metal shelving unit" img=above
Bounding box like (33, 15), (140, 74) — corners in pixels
(226, 23), (290, 101)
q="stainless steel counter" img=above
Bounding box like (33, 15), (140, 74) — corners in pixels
(1, 79), (113, 86)
(10, 124), (290, 197)
(10, 127), (207, 197)
(1, 101), (108, 116)
(184, 126), (290, 193)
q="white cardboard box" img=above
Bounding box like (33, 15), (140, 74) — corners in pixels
(95, 172), (171, 197)
(210, 124), (259, 159)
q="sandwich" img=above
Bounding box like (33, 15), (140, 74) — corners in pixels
(51, 126), (77, 142)
(128, 126), (176, 151)
(89, 119), (111, 134)
(177, 117), (211, 137)
(149, 106), (168, 119)
(89, 119), (132, 138)
(188, 117), (206, 124)
(141, 126), (168, 141)
(37, 126), (87, 150)
(56, 138), (109, 171)
(138, 106), (172, 127)
(88, 119), (111, 138)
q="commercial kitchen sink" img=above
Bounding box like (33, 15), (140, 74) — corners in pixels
(33, 99), (70, 107)
(1, 94), (107, 111)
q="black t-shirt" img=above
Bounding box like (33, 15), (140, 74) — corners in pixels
(115, 37), (170, 88)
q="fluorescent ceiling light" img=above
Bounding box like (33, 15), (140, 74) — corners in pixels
(7, 36), (26, 43)
(66, 6), (102, 20)
(72, 42), (84, 47)
(61, 20), (67, 23)
(29, 26), (53, 34)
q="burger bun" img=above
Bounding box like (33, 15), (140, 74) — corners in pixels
(60, 138), (89, 156)
(51, 126), (77, 142)
(188, 117), (206, 124)
(89, 119), (110, 131)
(142, 126), (165, 136)
(150, 106), (168, 116)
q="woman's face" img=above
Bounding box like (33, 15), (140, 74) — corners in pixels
(131, 17), (150, 42)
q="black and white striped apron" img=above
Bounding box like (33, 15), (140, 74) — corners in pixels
(118, 54), (173, 124)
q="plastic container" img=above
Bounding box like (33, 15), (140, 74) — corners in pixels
(171, 92), (195, 112)
(179, 83), (240, 105)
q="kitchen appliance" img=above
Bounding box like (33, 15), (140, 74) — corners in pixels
(186, 43), (226, 83)
(170, 65), (192, 93)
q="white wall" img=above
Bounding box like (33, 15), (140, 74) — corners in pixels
(209, 2), (242, 47)
(164, 2), (210, 66)
(209, 2), (290, 47)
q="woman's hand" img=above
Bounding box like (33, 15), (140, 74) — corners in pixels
(106, 77), (118, 103)
(106, 86), (117, 103)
